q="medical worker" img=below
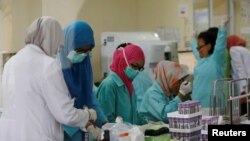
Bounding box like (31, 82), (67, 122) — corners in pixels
(132, 69), (153, 111)
(139, 60), (191, 123)
(97, 43), (146, 125)
(190, 21), (227, 111)
(0, 16), (96, 141)
(207, 27), (231, 78)
(227, 35), (250, 84)
(227, 35), (250, 114)
(59, 21), (107, 141)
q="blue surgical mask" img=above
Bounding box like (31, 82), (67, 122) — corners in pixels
(67, 50), (88, 63)
(125, 66), (139, 79)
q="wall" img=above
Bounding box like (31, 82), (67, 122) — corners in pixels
(193, 0), (228, 32)
(1, 0), (194, 82)
(0, 0), (137, 82)
(0, 0), (12, 52)
(136, 0), (194, 51)
(42, 0), (137, 82)
(194, 0), (208, 9)
(12, 0), (42, 51)
(234, 0), (250, 49)
(42, 0), (85, 26)
(0, 11), (3, 51)
(234, 0), (245, 35)
(213, 0), (227, 15)
(0, 0), (41, 52)
(212, 0), (228, 27)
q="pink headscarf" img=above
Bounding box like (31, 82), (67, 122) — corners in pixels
(227, 35), (246, 49)
(154, 60), (188, 96)
(110, 44), (145, 95)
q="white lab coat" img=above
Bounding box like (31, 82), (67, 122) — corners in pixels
(0, 45), (89, 141)
(230, 46), (250, 92)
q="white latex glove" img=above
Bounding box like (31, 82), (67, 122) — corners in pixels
(179, 81), (192, 96)
(115, 116), (123, 123)
(192, 30), (197, 39)
(84, 107), (97, 121)
(87, 125), (101, 141)
(220, 16), (230, 27)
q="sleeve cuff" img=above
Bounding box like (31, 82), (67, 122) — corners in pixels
(174, 96), (182, 103)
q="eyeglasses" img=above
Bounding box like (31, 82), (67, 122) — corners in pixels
(75, 45), (92, 54)
(179, 78), (187, 84)
(75, 50), (91, 54)
(116, 43), (132, 49)
(130, 64), (144, 71)
(197, 44), (207, 50)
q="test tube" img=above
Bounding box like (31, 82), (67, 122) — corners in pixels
(179, 104), (182, 114)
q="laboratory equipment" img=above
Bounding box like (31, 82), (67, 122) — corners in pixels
(101, 32), (178, 79)
(168, 100), (202, 141)
(178, 100), (201, 115)
(201, 116), (219, 141)
(210, 78), (250, 124)
(164, 42), (178, 62)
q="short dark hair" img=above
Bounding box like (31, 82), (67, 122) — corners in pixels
(207, 27), (218, 39)
(206, 27), (218, 55)
(116, 43), (132, 49)
(198, 31), (216, 55)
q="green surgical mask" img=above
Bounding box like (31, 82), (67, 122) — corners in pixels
(125, 66), (139, 79)
(67, 50), (88, 63)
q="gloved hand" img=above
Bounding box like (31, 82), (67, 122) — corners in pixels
(220, 16), (230, 27)
(192, 30), (197, 39)
(87, 124), (101, 141)
(84, 107), (97, 122)
(179, 81), (192, 96)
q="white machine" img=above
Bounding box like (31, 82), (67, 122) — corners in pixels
(101, 32), (178, 79)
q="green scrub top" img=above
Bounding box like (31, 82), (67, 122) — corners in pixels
(191, 27), (227, 107)
(97, 71), (146, 125)
(139, 82), (181, 123)
(132, 70), (153, 110)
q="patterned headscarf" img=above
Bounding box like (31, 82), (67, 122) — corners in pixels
(110, 44), (145, 95)
(227, 35), (246, 49)
(154, 60), (189, 96)
(25, 16), (64, 57)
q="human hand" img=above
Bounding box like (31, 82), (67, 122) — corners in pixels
(220, 16), (230, 27)
(84, 107), (97, 122)
(179, 81), (192, 96)
(192, 30), (197, 39)
(88, 109), (97, 122)
(87, 124), (101, 141)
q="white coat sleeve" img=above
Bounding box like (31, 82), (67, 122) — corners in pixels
(230, 48), (247, 92)
(41, 61), (89, 127)
(2, 59), (14, 109)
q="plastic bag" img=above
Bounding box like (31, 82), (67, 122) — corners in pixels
(101, 117), (144, 141)
(128, 126), (144, 141)
(110, 121), (132, 141)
